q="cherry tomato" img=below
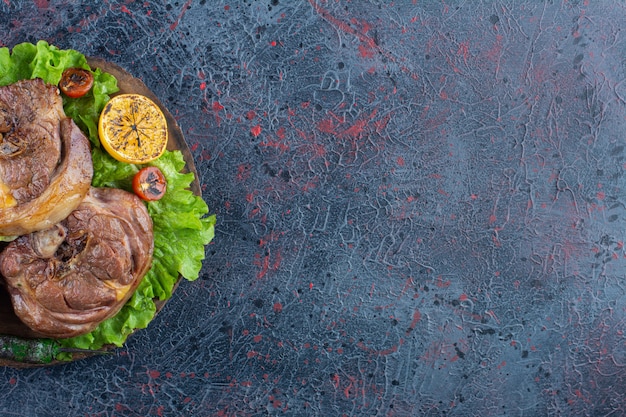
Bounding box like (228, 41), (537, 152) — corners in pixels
(58, 68), (94, 98)
(132, 166), (167, 201)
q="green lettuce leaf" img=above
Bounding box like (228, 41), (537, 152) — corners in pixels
(0, 41), (215, 352)
(0, 42), (37, 85)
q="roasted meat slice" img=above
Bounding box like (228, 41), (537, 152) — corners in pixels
(0, 187), (154, 338)
(0, 78), (92, 236)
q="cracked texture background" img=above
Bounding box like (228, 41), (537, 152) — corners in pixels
(2, 0), (626, 416)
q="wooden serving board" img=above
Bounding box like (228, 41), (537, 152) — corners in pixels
(0, 58), (199, 367)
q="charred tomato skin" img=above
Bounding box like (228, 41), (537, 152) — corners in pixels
(58, 68), (94, 98)
(132, 166), (167, 201)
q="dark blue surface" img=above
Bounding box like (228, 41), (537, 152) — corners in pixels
(1, 1), (626, 415)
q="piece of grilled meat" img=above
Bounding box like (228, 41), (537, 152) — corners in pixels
(0, 187), (154, 338)
(0, 78), (92, 236)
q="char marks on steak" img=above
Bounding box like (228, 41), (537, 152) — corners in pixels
(0, 79), (62, 203)
(0, 78), (93, 236)
(0, 187), (154, 338)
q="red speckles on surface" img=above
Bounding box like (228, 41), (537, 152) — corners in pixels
(212, 101), (224, 112)
(405, 309), (421, 335)
(237, 164), (251, 182)
(169, 0), (192, 30)
(358, 44), (375, 59)
(275, 126), (286, 140)
(273, 302), (283, 313)
(32, 0), (49, 9)
(316, 118), (335, 134)
(250, 124), (262, 137)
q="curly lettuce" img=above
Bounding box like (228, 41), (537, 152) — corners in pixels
(0, 41), (215, 352)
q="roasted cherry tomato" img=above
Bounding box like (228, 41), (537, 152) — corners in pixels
(58, 68), (94, 98)
(132, 166), (167, 201)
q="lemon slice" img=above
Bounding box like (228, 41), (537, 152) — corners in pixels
(98, 94), (168, 164)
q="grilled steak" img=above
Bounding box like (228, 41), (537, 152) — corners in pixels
(0, 187), (154, 338)
(0, 78), (92, 236)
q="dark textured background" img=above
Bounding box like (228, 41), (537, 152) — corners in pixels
(1, 1), (626, 416)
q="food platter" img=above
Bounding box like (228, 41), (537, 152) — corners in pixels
(0, 57), (200, 367)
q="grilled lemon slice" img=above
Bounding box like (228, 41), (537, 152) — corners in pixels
(98, 93), (168, 164)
